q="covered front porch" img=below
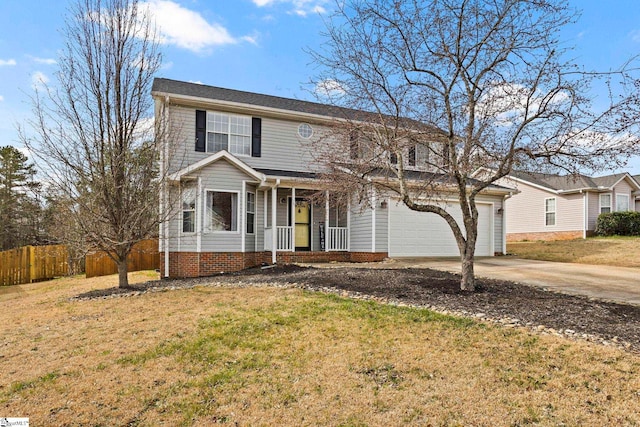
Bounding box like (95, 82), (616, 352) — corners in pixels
(260, 186), (349, 262)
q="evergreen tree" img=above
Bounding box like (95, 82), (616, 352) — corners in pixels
(0, 146), (40, 250)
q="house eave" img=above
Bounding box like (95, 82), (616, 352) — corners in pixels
(153, 90), (344, 125)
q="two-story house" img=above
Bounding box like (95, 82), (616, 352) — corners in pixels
(153, 78), (512, 278)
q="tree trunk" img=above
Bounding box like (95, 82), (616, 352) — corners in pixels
(460, 250), (475, 291)
(116, 258), (129, 289)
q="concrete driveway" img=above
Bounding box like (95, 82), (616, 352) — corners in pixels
(389, 257), (640, 306)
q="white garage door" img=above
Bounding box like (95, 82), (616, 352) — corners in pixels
(389, 201), (493, 257)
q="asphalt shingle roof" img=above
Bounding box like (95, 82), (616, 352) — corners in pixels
(153, 78), (372, 121)
(510, 170), (633, 191)
(152, 78), (433, 130)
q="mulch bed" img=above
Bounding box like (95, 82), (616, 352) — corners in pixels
(75, 265), (640, 352)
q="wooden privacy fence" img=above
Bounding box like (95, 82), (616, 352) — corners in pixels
(85, 239), (159, 278)
(0, 245), (69, 286)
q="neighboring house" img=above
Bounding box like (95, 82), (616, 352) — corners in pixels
(493, 171), (640, 241)
(152, 78), (512, 278)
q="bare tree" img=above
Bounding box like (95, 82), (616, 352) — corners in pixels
(310, 0), (640, 291)
(20, 0), (163, 288)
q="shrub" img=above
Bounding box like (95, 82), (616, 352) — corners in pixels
(595, 211), (640, 236)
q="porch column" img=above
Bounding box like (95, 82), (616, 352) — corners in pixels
(325, 191), (330, 252)
(291, 187), (296, 252)
(271, 187), (277, 264)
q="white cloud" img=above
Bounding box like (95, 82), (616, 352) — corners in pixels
(0, 59), (17, 66)
(315, 79), (346, 99)
(31, 71), (49, 90)
(0, 95), (4, 102)
(476, 81), (570, 127)
(630, 29), (640, 43)
(29, 56), (57, 65)
(141, 0), (240, 52)
(252, 0), (329, 17)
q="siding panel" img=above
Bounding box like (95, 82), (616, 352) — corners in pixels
(496, 177), (584, 234)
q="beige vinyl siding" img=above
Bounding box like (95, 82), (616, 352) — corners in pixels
(497, 178), (584, 234)
(636, 199), (640, 212)
(613, 180), (633, 211)
(587, 192), (600, 231)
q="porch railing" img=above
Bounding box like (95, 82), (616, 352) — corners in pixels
(277, 226), (293, 251)
(327, 226), (349, 251)
(263, 226), (294, 251)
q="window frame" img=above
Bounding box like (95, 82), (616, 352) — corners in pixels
(181, 185), (197, 234)
(616, 194), (630, 212)
(298, 123), (313, 139)
(246, 191), (256, 234)
(599, 193), (612, 214)
(204, 189), (240, 233)
(544, 197), (556, 227)
(205, 111), (252, 157)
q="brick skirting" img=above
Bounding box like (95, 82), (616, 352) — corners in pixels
(506, 230), (584, 242)
(159, 251), (389, 278)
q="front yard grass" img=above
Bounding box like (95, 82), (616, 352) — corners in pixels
(2, 272), (640, 426)
(508, 236), (640, 268)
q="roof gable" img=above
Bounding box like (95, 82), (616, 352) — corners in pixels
(169, 151), (265, 182)
(507, 170), (640, 193)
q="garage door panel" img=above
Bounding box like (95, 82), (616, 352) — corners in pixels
(389, 201), (492, 257)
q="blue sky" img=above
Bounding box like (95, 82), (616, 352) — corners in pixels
(1, 0), (639, 173)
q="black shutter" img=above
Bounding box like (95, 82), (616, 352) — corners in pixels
(195, 110), (206, 152)
(252, 117), (262, 157)
(409, 146), (416, 166)
(390, 152), (398, 165)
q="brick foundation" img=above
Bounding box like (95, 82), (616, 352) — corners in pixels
(159, 251), (389, 278)
(506, 230), (584, 242)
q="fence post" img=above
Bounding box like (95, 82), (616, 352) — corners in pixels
(29, 246), (36, 283)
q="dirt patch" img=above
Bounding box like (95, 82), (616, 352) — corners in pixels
(75, 265), (640, 351)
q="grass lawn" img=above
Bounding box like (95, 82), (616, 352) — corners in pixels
(508, 236), (640, 268)
(2, 272), (640, 426)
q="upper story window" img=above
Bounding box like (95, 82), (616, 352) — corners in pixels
(207, 112), (251, 156)
(616, 194), (630, 212)
(599, 193), (611, 214)
(545, 197), (556, 226)
(298, 123), (313, 139)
